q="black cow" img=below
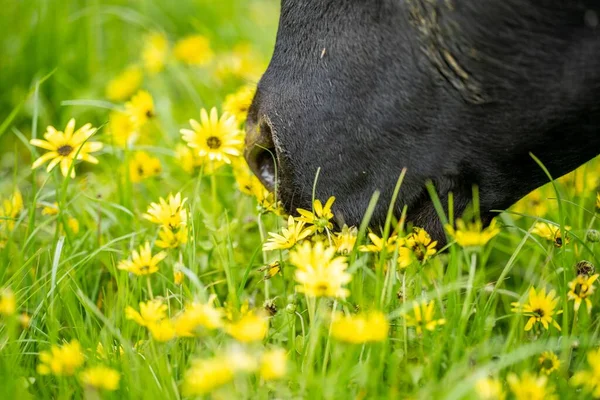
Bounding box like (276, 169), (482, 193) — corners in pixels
(245, 0), (600, 241)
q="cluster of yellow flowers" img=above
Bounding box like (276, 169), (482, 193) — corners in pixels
(37, 340), (120, 392)
(182, 347), (287, 396)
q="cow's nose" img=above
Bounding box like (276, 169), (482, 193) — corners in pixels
(244, 113), (277, 192)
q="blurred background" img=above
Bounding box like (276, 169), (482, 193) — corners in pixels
(0, 0), (279, 175)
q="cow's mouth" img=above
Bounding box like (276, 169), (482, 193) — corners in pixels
(245, 116), (278, 192)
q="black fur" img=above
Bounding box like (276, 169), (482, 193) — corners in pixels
(245, 0), (600, 242)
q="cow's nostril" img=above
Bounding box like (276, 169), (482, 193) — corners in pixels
(245, 116), (277, 192)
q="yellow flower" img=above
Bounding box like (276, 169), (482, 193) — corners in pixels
(290, 241), (351, 298)
(538, 351), (560, 375)
(263, 215), (312, 251)
(173, 34), (214, 66)
(359, 232), (399, 254)
(0, 288), (16, 316)
(142, 192), (187, 229)
(596, 193), (600, 213)
(41, 202), (59, 216)
(259, 348), (288, 381)
(105, 65), (143, 101)
(173, 298), (223, 337)
(570, 348), (600, 397)
(147, 319), (176, 342)
(475, 377), (505, 400)
(79, 366), (120, 391)
(531, 222), (570, 247)
(223, 85), (256, 124)
(117, 242), (167, 276)
(125, 299), (168, 327)
(107, 111), (138, 148)
(182, 356), (235, 396)
(445, 218), (500, 248)
(180, 107), (243, 164)
(37, 340), (85, 376)
(511, 188), (549, 218)
(226, 311), (269, 342)
(403, 300), (446, 335)
(174, 270), (184, 285)
(331, 311), (389, 343)
(405, 227), (437, 263)
(333, 225), (358, 255)
(19, 313), (31, 329)
(1, 189), (23, 230)
(214, 43), (266, 82)
(30, 118), (103, 178)
(175, 144), (198, 174)
(511, 287), (562, 331)
(142, 32), (168, 74)
(155, 226), (188, 249)
(125, 90), (155, 127)
(129, 152), (162, 183)
(296, 196), (336, 233)
(507, 372), (556, 400)
(66, 217), (80, 234)
(568, 274), (599, 313)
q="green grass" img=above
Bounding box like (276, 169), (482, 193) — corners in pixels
(1, 1), (600, 399)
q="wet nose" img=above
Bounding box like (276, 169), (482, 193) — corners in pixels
(244, 110), (277, 192)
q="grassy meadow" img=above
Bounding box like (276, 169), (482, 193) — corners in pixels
(1, 1), (600, 399)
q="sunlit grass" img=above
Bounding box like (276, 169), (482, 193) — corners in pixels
(1, 1), (600, 399)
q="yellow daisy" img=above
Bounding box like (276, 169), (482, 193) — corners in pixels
(511, 287), (562, 331)
(359, 232), (399, 254)
(570, 348), (600, 397)
(445, 218), (500, 248)
(117, 242), (167, 276)
(105, 65), (143, 101)
(568, 274), (599, 312)
(289, 241), (351, 298)
(125, 90), (155, 127)
(507, 372), (556, 400)
(180, 107), (243, 164)
(1, 189), (23, 230)
(475, 377), (505, 400)
(107, 111), (138, 148)
(125, 299), (168, 327)
(142, 32), (169, 75)
(538, 351), (560, 375)
(402, 300), (446, 335)
(142, 192), (187, 229)
(330, 311), (389, 343)
(223, 85), (256, 124)
(37, 340), (85, 377)
(296, 196), (336, 233)
(531, 222), (570, 247)
(259, 348), (288, 381)
(79, 366), (120, 391)
(333, 225), (358, 255)
(30, 118), (103, 178)
(129, 152), (162, 183)
(173, 34), (214, 66)
(263, 215), (312, 251)
(405, 227), (437, 263)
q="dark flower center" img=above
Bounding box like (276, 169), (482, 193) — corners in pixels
(206, 136), (222, 149)
(316, 283), (329, 294)
(140, 265), (150, 273)
(57, 145), (74, 156)
(533, 308), (545, 317)
(146, 110), (154, 118)
(137, 166), (145, 176)
(542, 358), (555, 370)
